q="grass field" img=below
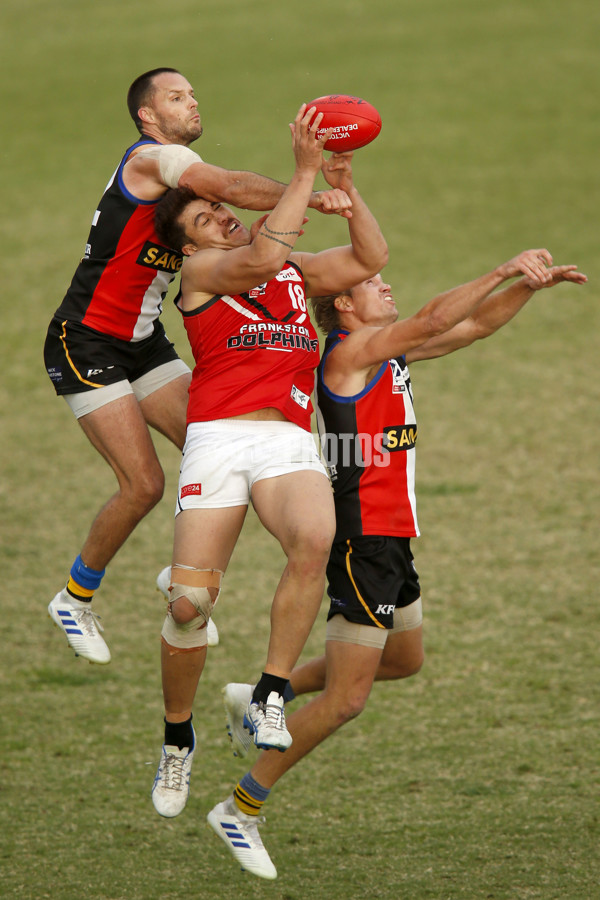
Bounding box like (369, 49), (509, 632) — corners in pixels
(1, 1), (599, 898)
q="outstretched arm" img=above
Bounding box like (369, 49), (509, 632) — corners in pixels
(181, 163), (351, 216)
(326, 250), (555, 393)
(181, 105), (338, 298)
(406, 263), (587, 362)
(292, 151), (388, 296)
(182, 162), (292, 210)
(124, 143), (352, 216)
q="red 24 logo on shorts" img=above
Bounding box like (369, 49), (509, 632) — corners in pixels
(181, 483), (202, 497)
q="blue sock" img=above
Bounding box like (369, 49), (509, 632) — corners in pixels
(66, 554), (106, 601)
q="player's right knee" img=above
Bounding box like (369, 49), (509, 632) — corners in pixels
(161, 580), (216, 651)
(162, 565), (223, 649)
(169, 565), (222, 621)
(169, 583), (214, 625)
(161, 610), (208, 651)
(160, 565), (223, 653)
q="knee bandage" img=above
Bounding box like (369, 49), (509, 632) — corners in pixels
(160, 565), (223, 651)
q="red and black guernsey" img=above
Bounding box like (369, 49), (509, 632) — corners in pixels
(54, 138), (182, 342)
(182, 261), (320, 431)
(315, 330), (419, 542)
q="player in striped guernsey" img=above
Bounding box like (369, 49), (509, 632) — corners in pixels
(218, 249), (586, 878)
(45, 68), (352, 671)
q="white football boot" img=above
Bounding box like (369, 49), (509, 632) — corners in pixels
(207, 795), (277, 880)
(152, 727), (195, 818)
(244, 691), (292, 752)
(48, 589), (111, 665)
(223, 683), (255, 758)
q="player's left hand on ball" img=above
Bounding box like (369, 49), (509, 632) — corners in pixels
(323, 150), (354, 170)
(322, 151), (354, 193)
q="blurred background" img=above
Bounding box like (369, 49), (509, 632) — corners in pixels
(1, 2), (598, 898)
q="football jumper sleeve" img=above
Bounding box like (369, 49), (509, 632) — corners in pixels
(315, 330), (419, 541)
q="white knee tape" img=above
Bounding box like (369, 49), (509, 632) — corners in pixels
(135, 144), (203, 188)
(169, 582), (217, 625)
(160, 566), (223, 650)
(161, 611), (208, 650)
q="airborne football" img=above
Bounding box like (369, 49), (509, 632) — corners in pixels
(305, 94), (382, 151)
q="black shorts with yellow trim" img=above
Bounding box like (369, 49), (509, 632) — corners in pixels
(326, 535), (421, 630)
(43, 316), (181, 395)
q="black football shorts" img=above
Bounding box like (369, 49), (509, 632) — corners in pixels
(326, 535), (421, 629)
(44, 316), (181, 395)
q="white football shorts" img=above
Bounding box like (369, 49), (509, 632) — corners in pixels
(176, 418), (328, 512)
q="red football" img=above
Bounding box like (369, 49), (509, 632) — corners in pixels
(304, 94), (382, 151)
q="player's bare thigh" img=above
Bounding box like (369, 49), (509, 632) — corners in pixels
(138, 371), (191, 450)
(251, 469), (335, 559)
(77, 393), (164, 485)
(172, 505), (248, 573)
(169, 505), (248, 624)
(378, 623), (424, 679)
(65, 360), (191, 465)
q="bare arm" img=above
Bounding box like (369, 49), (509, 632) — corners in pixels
(292, 152), (389, 297)
(406, 264), (587, 362)
(325, 250), (554, 394)
(123, 145), (352, 215)
(180, 106), (335, 299)
(181, 163), (351, 215)
(181, 161), (289, 209)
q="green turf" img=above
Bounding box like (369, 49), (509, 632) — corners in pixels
(1, 1), (598, 897)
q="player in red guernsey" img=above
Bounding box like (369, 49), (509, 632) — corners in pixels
(181, 260), (320, 430)
(45, 68), (351, 668)
(217, 253), (586, 878)
(149, 105), (388, 836)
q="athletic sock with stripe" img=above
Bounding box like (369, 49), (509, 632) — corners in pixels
(66, 553), (105, 602)
(234, 772), (270, 816)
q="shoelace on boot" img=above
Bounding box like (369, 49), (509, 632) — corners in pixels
(161, 753), (187, 790)
(72, 606), (105, 635)
(260, 700), (286, 730)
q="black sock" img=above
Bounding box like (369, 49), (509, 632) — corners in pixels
(252, 673), (289, 704)
(164, 714), (194, 750)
